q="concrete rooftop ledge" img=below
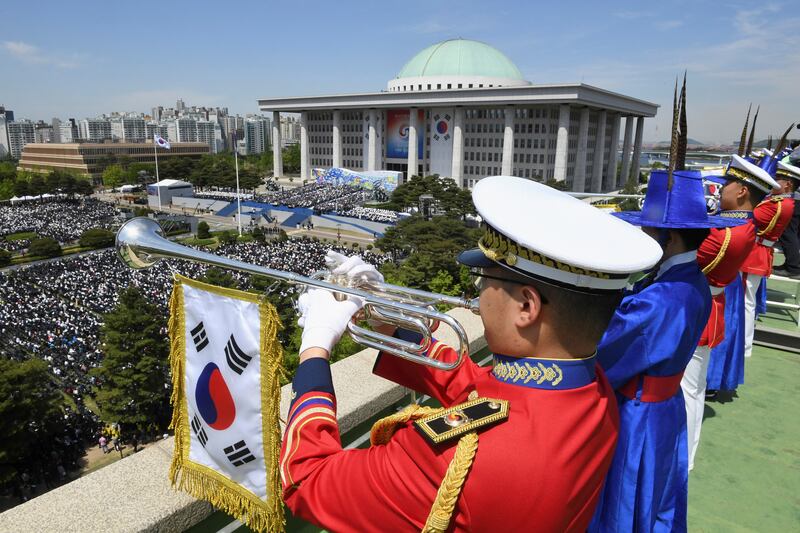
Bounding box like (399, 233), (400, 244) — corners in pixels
(0, 308), (486, 533)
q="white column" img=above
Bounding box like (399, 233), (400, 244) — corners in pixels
(451, 107), (464, 186)
(332, 110), (342, 168)
(272, 111), (283, 177)
(299, 111), (309, 180)
(573, 107), (590, 192)
(591, 110), (607, 192)
(368, 109), (377, 171)
(630, 116), (645, 183)
(502, 108), (514, 176)
(619, 116), (634, 187)
(606, 114), (621, 190)
(407, 108), (419, 180)
(553, 104), (571, 183)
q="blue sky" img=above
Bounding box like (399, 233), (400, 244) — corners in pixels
(1, 0), (797, 144)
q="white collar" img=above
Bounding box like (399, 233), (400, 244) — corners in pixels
(655, 250), (697, 280)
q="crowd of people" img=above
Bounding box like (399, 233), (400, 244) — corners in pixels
(337, 206), (400, 223)
(0, 234), (388, 460)
(0, 199), (121, 248)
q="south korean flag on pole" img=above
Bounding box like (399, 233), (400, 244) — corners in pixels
(168, 275), (284, 533)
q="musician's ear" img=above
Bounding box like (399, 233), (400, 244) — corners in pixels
(514, 285), (543, 329)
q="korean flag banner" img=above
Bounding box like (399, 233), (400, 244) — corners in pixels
(168, 275), (284, 533)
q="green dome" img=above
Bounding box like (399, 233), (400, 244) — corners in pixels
(395, 39), (524, 80)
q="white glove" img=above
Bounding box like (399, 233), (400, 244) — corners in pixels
(297, 288), (363, 354)
(325, 250), (384, 285)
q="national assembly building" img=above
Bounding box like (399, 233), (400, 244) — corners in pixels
(258, 39), (658, 192)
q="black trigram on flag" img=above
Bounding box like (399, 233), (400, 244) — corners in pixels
(191, 414), (208, 447)
(190, 322), (209, 352)
(224, 439), (256, 467)
(444, 134), (451, 141)
(224, 334), (252, 375)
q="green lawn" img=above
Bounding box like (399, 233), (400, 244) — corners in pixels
(688, 346), (800, 532)
(4, 231), (38, 241)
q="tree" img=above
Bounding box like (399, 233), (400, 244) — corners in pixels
(29, 175), (46, 196)
(28, 237), (61, 258)
(13, 178), (29, 197)
(79, 228), (115, 249)
(197, 221), (210, 239)
(202, 267), (238, 288)
(0, 179), (14, 200)
(0, 248), (11, 266)
(0, 161), (16, 182)
(102, 164), (125, 189)
(91, 287), (171, 434)
(545, 179), (568, 191)
(75, 178), (94, 196)
(0, 358), (66, 485)
(283, 144), (301, 174)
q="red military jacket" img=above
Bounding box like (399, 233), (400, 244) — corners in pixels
(696, 212), (756, 347)
(741, 194), (794, 277)
(281, 334), (619, 533)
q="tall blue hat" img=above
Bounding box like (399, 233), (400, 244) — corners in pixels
(614, 74), (744, 229)
(614, 170), (744, 228)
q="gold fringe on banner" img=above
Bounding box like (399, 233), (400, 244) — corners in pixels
(168, 275), (285, 533)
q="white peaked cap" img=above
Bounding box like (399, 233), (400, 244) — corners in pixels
(777, 160), (800, 182)
(727, 155), (780, 192)
(463, 176), (663, 291)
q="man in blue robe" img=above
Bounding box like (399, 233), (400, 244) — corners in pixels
(589, 169), (744, 533)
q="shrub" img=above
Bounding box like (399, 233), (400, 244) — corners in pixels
(79, 228), (115, 249)
(28, 237), (61, 258)
(366, 244), (373, 250)
(197, 221), (210, 239)
(0, 248), (10, 267)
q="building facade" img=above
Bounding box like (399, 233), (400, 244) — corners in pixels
(7, 120), (36, 159)
(79, 119), (112, 142)
(243, 116), (271, 155)
(258, 39), (657, 191)
(18, 141), (210, 180)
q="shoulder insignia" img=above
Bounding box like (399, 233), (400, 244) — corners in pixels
(414, 397), (509, 446)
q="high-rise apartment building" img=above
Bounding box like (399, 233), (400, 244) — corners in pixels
(243, 116), (271, 155)
(111, 116), (147, 142)
(0, 106), (14, 158)
(7, 120), (36, 158)
(79, 118), (112, 142)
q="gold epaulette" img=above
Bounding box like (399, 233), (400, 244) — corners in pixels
(414, 397), (509, 446)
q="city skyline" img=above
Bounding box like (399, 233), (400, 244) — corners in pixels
(1, 0), (798, 144)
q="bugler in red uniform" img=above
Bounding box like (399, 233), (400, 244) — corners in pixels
(696, 213), (756, 347)
(740, 194), (794, 277)
(281, 340), (619, 532)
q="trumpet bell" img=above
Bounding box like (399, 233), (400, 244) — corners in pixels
(116, 217), (167, 269)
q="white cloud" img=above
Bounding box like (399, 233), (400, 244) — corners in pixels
(2, 40), (85, 69)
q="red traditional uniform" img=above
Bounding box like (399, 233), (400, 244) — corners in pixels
(281, 334), (619, 532)
(740, 194), (794, 277)
(696, 212), (756, 347)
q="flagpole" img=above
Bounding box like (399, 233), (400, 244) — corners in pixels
(154, 138), (161, 209)
(234, 135), (242, 236)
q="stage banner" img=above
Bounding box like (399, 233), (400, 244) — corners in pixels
(386, 109), (424, 159)
(168, 275), (285, 533)
(429, 108), (454, 177)
(312, 167), (400, 193)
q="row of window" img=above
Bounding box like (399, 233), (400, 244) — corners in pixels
(390, 82), (500, 92)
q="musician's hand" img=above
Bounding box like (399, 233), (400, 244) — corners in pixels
(325, 251), (385, 284)
(297, 289), (364, 356)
